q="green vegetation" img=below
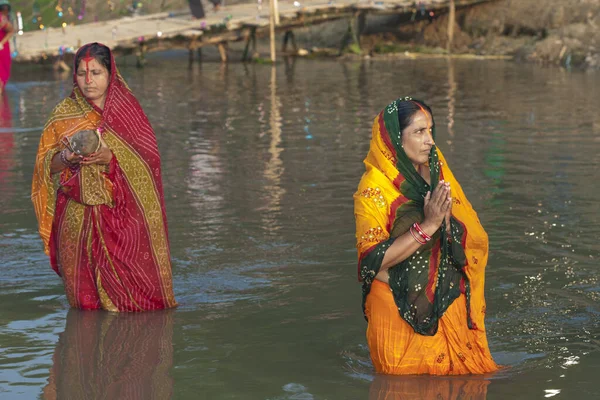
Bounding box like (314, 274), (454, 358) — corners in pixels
(347, 42), (361, 55)
(10, 0), (182, 32)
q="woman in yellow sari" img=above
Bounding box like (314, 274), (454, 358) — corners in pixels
(354, 97), (498, 375)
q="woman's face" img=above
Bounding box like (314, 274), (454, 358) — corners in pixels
(401, 110), (435, 167)
(76, 58), (110, 105)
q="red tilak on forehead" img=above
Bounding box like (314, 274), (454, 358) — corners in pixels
(414, 102), (432, 130)
(82, 49), (94, 84)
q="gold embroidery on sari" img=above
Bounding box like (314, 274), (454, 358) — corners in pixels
(360, 187), (387, 209)
(358, 226), (387, 250)
(102, 131), (176, 307)
(80, 165), (113, 206)
(59, 200), (86, 308)
(382, 149), (396, 164)
(96, 274), (119, 312)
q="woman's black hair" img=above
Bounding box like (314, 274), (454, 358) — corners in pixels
(74, 43), (112, 74)
(0, 4), (11, 13)
(397, 99), (435, 135)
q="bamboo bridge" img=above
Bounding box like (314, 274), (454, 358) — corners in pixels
(13, 0), (496, 67)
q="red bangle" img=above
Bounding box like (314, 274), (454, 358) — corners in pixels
(409, 226), (427, 245)
(412, 222), (431, 242)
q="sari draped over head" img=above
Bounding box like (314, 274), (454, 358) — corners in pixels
(354, 97), (490, 336)
(31, 43), (177, 312)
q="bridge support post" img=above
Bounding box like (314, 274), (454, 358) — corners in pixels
(339, 11), (367, 55)
(269, 0), (277, 62)
(282, 30), (298, 54)
(243, 27), (258, 62)
(53, 59), (70, 72)
(188, 36), (198, 66)
(197, 44), (203, 63)
(136, 39), (147, 68)
(218, 42), (229, 63)
(273, 0), (280, 25)
(447, 0), (456, 53)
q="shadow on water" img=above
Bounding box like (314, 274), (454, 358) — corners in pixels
(0, 56), (599, 399)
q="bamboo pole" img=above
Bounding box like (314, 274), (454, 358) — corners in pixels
(269, 0), (276, 62)
(447, 0), (455, 54)
(218, 42), (228, 62)
(274, 0), (280, 25)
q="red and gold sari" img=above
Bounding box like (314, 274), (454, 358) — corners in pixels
(31, 43), (177, 311)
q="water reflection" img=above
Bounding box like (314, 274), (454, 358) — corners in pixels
(42, 310), (174, 400)
(261, 66), (285, 233)
(0, 92), (14, 204)
(1, 58), (600, 399)
(369, 374), (490, 400)
(446, 57), (456, 138)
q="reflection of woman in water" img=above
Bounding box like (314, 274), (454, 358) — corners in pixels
(0, 1), (13, 95)
(31, 43), (177, 311)
(354, 97), (498, 375)
(0, 91), (13, 189)
(369, 374), (489, 400)
(43, 309), (174, 400)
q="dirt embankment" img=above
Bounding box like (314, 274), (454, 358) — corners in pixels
(364, 0), (600, 69)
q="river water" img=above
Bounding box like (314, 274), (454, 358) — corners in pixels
(0, 56), (599, 399)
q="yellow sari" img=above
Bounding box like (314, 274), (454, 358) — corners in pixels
(354, 97), (498, 375)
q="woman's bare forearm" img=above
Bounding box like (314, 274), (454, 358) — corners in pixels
(0, 23), (13, 46)
(0, 32), (11, 45)
(50, 152), (65, 174)
(380, 221), (438, 271)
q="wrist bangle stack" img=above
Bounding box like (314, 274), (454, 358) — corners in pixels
(409, 222), (432, 245)
(60, 149), (76, 168)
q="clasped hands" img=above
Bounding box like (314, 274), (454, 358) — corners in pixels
(422, 180), (453, 233)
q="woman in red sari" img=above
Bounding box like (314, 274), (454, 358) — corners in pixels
(0, 1), (14, 94)
(32, 43), (177, 312)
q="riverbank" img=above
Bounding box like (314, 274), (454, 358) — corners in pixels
(233, 0), (600, 69)
(383, 0), (600, 69)
(11, 0), (599, 69)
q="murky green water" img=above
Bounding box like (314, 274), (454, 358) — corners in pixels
(1, 56), (599, 399)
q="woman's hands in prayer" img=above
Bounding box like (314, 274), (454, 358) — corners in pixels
(422, 180), (452, 235)
(80, 142), (113, 166)
(379, 181), (452, 274)
(378, 181), (452, 275)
